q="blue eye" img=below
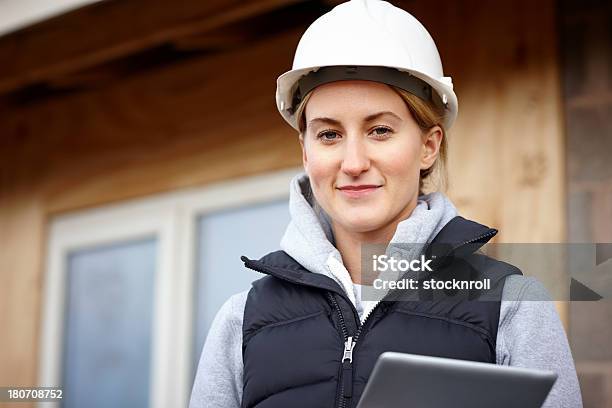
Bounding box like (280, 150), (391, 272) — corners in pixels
(317, 130), (340, 142)
(374, 126), (391, 135)
(372, 126), (392, 137)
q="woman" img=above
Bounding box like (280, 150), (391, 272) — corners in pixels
(190, 1), (582, 407)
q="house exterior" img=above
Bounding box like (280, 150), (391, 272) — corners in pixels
(0, 0), (609, 407)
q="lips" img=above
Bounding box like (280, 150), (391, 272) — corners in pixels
(337, 184), (381, 191)
(337, 184), (382, 199)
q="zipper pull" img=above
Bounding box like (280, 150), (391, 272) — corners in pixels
(342, 336), (355, 363)
(342, 336), (355, 398)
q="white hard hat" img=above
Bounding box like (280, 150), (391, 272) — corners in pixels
(275, 0), (458, 131)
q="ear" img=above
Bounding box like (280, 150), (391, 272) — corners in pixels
(420, 125), (443, 170)
(299, 134), (309, 173)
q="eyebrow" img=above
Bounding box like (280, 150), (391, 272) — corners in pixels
(364, 111), (403, 122)
(307, 111), (402, 128)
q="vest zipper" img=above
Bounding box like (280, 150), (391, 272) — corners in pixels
(327, 292), (352, 408)
(454, 230), (497, 250)
(327, 228), (497, 408)
(328, 292), (381, 408)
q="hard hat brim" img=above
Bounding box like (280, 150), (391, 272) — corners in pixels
(275, 64), (458, 132)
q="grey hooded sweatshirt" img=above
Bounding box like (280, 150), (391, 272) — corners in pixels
(189, 172), (583, 408)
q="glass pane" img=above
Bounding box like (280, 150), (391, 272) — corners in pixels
(62, 238), (157, 408)
(193, 199), (290, 373)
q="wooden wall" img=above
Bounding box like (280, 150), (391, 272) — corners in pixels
(560, 1), (612, 406)
(0, 0), (565, 403)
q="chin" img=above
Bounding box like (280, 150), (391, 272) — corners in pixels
(335, 209), (387, 234)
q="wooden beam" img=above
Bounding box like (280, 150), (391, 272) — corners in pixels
(172, 32), (253, 52)
(0, 0), (303, 95)
(0, 26), (307, 213)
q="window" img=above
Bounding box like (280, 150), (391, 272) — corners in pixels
(39, 168), (299, 408)
(193, 200), (290, 377)
(63, 239), (157, 408)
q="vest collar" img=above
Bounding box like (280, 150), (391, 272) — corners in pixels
(242, 215), (498, 296)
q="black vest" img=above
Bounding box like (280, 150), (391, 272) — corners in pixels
(239, 216), (522, 408)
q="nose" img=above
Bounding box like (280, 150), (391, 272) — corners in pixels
(340, 135), (370, 176)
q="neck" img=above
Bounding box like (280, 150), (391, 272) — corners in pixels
(332, 198), (418, 284)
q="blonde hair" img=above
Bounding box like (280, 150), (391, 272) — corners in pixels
(295, 83), (448, 195)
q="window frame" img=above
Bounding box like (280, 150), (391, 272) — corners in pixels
(38, 167), (300, 408)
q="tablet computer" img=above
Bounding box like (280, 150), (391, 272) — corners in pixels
(356, 352), (557, 408)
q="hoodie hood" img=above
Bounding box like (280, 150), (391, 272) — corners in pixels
(280, 171), (458, 306)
